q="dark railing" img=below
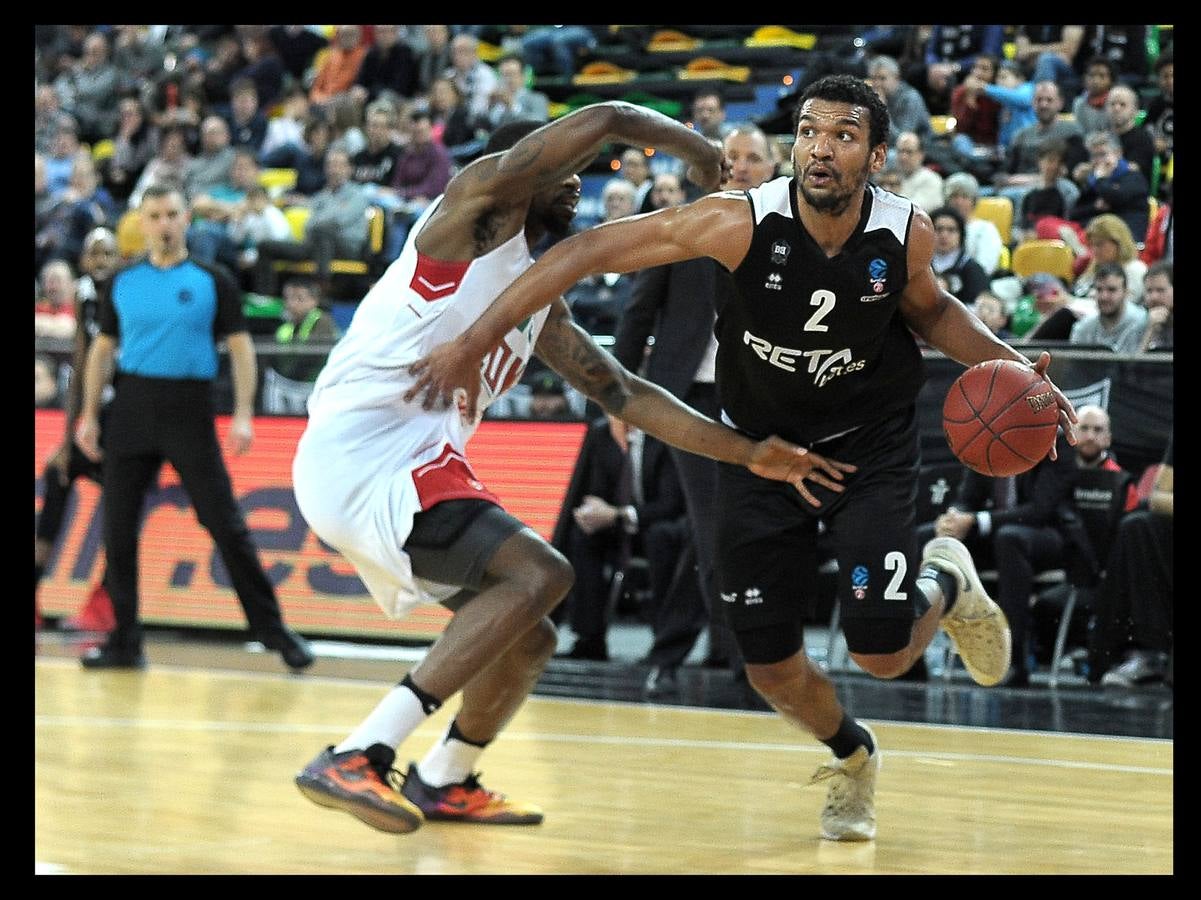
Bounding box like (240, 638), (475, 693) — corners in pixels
(35, 338), (1173, 478)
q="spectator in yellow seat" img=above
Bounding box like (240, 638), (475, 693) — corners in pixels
(252, 146), (372, 296)
(943, 173), (1003, 275)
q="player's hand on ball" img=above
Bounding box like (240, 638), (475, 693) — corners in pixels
(1030, 351), (1078, 457)
(748, 436), (857, 508)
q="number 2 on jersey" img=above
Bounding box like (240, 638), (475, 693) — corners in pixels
(805, 290), (836, 332)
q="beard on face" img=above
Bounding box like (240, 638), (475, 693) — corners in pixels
(797, 157), (873, 215)
(537, 197), (577, 238)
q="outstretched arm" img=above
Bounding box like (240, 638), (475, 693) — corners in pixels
(899, 210), (1078, 446)
(470, 101), (724, 200)
(530, 300), (856, 507)
(406, 194), (749, 415)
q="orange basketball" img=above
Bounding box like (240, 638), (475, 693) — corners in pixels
(943, 359), (1059, 477)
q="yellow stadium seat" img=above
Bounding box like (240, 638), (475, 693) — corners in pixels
(974, 196), (1013, 245)
(283, 206), (311, 241)
(476, 40), (503, 62)
(646, 29), (701, 52)
(259, 168), (298, 199)
(744, 26), (816, 50)
(274, 206), (386, 280)
(677, 57), (751, 83)
(115, 209), (146, 258)
(1011, 239), (1076, 282)
(998, 244), (1010, 272)
(929, 115), (956, 136)
(91, 139), (115, 163)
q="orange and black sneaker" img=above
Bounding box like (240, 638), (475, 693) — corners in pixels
(400, 764), (544, 825)
(295, 744), (424, 834)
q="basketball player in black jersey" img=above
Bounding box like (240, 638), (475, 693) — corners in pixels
(36, 228), (120, 633)
(407, 75), (1078, 842)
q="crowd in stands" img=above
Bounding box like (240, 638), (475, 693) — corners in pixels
(35, 24), (1172, 692)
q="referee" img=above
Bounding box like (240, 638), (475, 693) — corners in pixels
(74, 185), (313, 671)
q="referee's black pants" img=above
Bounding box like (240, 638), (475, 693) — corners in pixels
(101, 375), (286, 651)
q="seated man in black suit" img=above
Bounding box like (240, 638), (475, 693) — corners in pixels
(551, 417), (691, 662)
(920, 430), (1078, 685)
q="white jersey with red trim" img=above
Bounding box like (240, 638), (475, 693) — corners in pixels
(292, 196), (551, 618)
(308, 195), (549, 428)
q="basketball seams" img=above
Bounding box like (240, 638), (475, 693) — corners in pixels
(944, 359), (1058, 477)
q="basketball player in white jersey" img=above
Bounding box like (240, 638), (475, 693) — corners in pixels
(406, 77), (1079, 842)
(292, 105), (857, 835)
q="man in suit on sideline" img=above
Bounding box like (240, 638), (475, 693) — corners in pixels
(552, 418), (692, 662)
(610, 125), (777, 696)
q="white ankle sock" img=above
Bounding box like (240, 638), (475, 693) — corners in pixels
(334, 684), (430, 754)
(417, 725), (485, 787)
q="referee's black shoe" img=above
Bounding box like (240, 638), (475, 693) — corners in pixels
(261, 628), (316, 670)
(80, 642), (146, 670)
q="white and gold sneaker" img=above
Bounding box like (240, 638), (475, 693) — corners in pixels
(923, 537), (1012, 686)
(808, 725), (880, 841)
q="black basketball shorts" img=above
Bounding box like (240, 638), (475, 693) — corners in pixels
(715, 406), (922, 658)
(405, 499), (527, 595)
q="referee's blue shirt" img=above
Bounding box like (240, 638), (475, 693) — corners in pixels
(99, 258), (247, 380)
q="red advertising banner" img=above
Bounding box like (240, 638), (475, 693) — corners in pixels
(35, 411), (586, 641)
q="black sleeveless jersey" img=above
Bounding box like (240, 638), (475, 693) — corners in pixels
(715, 177), (926, 445)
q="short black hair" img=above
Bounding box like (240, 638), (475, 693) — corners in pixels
(484, 119), (545, 155)
(1155, 48), (1173, 73)
(1095, 261), (1127, 288)
(283, 275), (322, 298)
(795, 74), (890, 149)
(930, 205), (966, 243)
(1146, 259), (1172, 284)
(140, 184), (183, 206)
(1084, 56), (1117, 80)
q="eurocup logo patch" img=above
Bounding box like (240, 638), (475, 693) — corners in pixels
(851, 565), (870, 600)
(770, 240), (791, 265)
(868, 258), (888, 294)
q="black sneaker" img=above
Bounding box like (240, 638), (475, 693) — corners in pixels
(644, 665), (679, 698)
(260, 628), (315, 670)
(80, 643), (146, 670)
(295, 744), (423, 834)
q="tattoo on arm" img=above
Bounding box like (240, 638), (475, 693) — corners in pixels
(498, 137), (542, 176)
(499, 132), (597, 193)
(537, 306), (629, 414)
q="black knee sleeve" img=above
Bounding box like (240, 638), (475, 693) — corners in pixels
(735, 620), (805, 665)
(842, 615), (913, 655)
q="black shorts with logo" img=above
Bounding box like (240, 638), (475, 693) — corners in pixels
(715, 405), (921, 655)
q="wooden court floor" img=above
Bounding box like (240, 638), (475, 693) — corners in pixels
(34, 656), (1173, 875)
